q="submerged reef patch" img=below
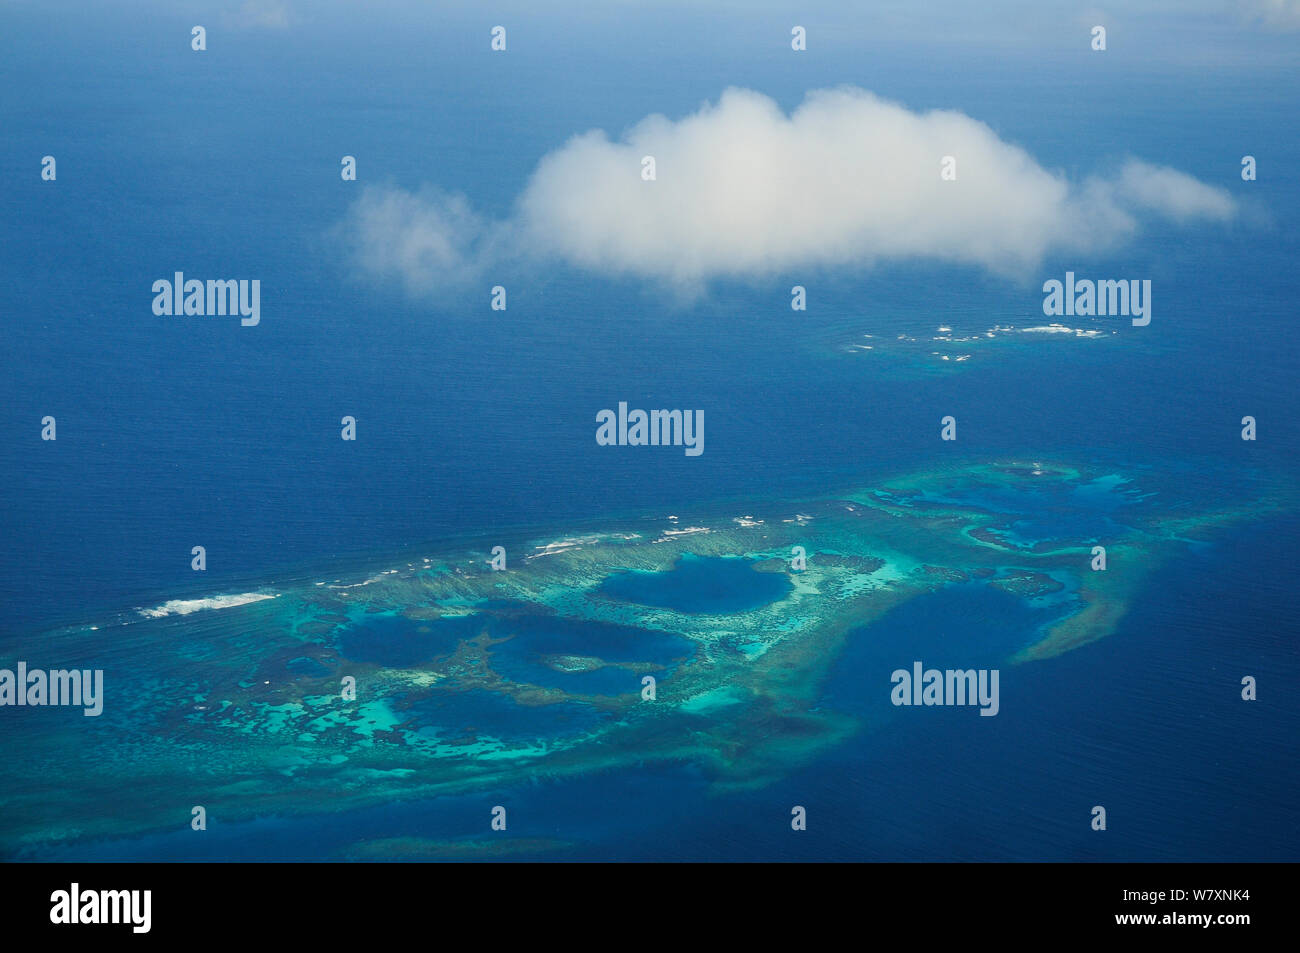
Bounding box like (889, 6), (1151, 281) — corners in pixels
(0, 460), (1285, 856)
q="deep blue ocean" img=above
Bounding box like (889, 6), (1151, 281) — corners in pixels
(1, 4), (1296, 860)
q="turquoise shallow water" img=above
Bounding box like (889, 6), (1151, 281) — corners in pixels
(13, 513), (1300, 862)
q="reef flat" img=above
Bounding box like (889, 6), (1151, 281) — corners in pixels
(0, 460), (1285, 857)
(837, 323), (1120, 374)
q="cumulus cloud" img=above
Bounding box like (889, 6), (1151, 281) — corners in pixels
(339, 186), (499, 296)
(1107, 159), (1237, 222)
(343, 86), (1236, 294)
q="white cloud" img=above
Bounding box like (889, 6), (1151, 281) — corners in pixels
(339, 186), (498, 296)
(1108, 159), (1237, 222)
(344, 86), (1237, 294)
(233, 0), (291, 30)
